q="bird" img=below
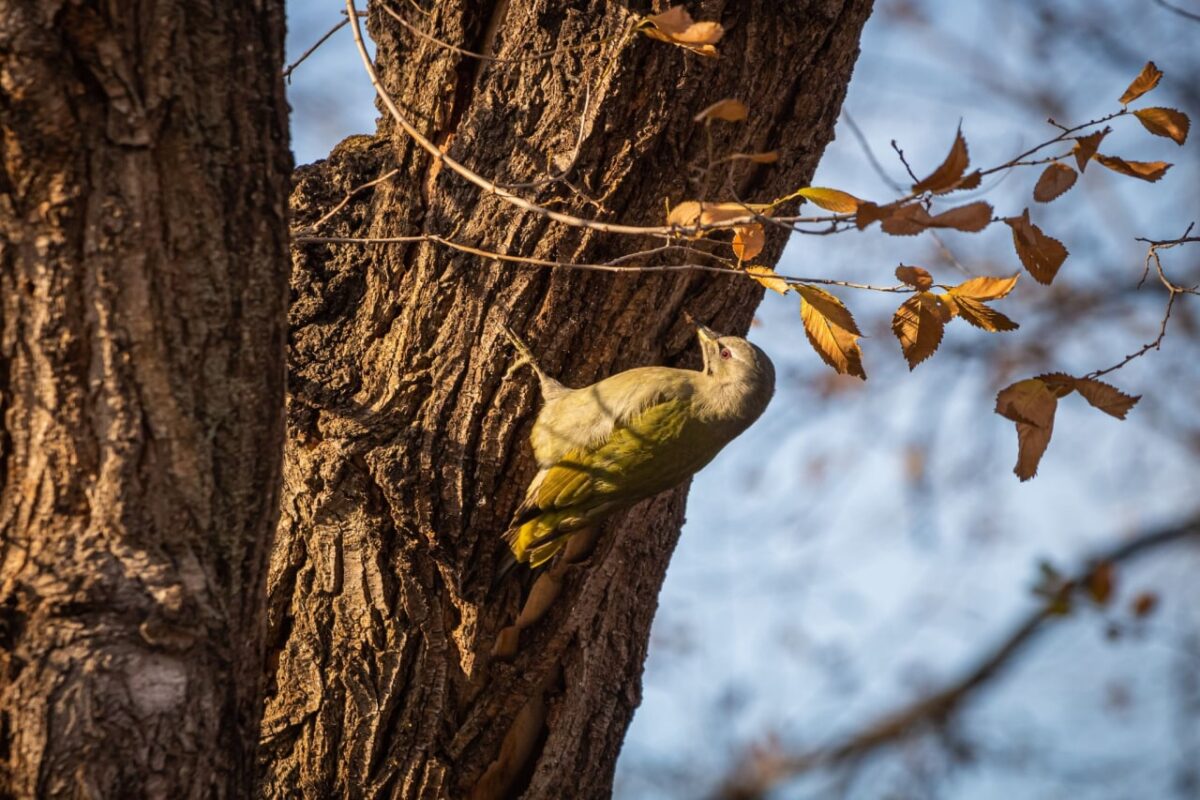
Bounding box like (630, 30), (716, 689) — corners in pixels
(495, 322), (775, 583)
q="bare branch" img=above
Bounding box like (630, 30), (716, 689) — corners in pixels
(283, 17), (349, 82)
(715, 513), (1200, 800)
(291, 232), (911, 293)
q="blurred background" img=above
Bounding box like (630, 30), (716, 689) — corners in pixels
(285, 2), (1200, 797)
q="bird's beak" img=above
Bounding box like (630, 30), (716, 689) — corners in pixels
(697, 323), (721, 374)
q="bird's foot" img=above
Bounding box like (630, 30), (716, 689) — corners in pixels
(501, 324), (538, 379)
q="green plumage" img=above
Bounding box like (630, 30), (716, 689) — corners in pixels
(499, 325), (775, 574)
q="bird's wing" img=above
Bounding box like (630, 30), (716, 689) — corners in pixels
(513, 393), (713, 531)
(530, 367), (695, 467)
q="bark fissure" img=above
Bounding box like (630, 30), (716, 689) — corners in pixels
(0, 1), (290, 795)
(263, 1), (872, 797)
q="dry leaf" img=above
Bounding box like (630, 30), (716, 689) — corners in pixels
(797, 187), (861, 213)
(797, 285), (866, 379)
(930, 201), (993, 232)
(1005, 208), (1068, 285)
(881, 201), (993, 236)
(1094, 154), (1172, 182)
(912, 128), (970, 194)
(1133, 107), (1190, 145)
(732, 224), (765, 261)
(891, 293), (945, 369)
(667, 200), (701, 226)
(668, 200), (765, 228)
(950, 274), (1019, 300)
(700, 201), (767, 225)
(957, 170), (982, 190)
(640, 6), (724, 57)
(695, 98), (748, 123)
(1131, 592), (1159, 618)
(895, 265), (933, 291)
(854, 201), (898, 229)
(1073, 128), (1109, 173)
(881, 204), (934, 235)
(745, 265), (789, 295)
(995, 377), (1064, 480)
(1033, 162), (1078, 203)
(1073, 377), (1141, 419)
(953, 296), (1018, 332)
(1119, 61), (1163, 105)
(1085, 562), (1115, 605)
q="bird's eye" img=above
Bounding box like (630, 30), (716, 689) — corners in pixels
(720, 347), (732, 360)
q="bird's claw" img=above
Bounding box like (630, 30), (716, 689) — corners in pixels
(501, 324), (536, 379)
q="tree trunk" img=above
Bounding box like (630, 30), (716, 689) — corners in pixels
(0, 2), (290, 797)
(262, 1), (871, 797)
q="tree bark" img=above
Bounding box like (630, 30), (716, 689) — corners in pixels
(0, 2), (290, 797)
(262, 1), (872, 797)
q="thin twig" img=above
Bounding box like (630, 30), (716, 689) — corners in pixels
(846, 112), (972, 275)
(291, 232), (911, 293)
(344, 0), (766, 238)
(283, 17), (349, 82)
(381, 3), (614, 64)
(1152, 0), (1200, 23)
(1083, 228), (1199, 378)
(299, 169), (401, 233)
(1084, 291), (1177, 379)
(715, 514), (1200, 800)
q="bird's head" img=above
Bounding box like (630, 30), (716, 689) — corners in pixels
(696, 323), (776, 403)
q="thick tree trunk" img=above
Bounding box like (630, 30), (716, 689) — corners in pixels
(0, 2), (290, 797)
(262, 1), (871, 797)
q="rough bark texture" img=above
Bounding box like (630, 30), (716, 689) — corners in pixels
(0, 2), (290, 797)
(262, 1), (872, 797)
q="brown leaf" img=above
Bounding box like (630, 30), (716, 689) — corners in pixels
(1094, 154), (1172, 182)
(891, 293), (946, 369)
(1073, 128), (1109, 173)
(1005, 209), (1068, 285)
(929, 201), (993, 232)
(1131, 591), (1159, 618)
(640, 6), (724, 56)
(881, 202), (993, 235)
(880, 204), (934, 236)
(709, 202), (770, 225)
(695, 99), (748, 123)
(667, 200), (701, 226)
(949, 274), (1019, 301)
(732, 224), (765, 261)
(797, 285), (866, 379)
(995, 377), (1067, 480)
(854, 201), (897, 229)
(953, 296), (1019, 332)
(797, 187), (861, 213)
(895, 265), (933, 291)
(912, 128), (970, 194)
(1085, 562), (1115, 605)
(1133, 107), (1190, 145)
(745, 265), (789, 295)
(1033, 162), (1078, 203)
(1119, 61), (1163, 105)
(956, 170), (982, 190)
(1073, 377), (1141, 420)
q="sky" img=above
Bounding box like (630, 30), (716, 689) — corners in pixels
(283, 2), (1200, 797)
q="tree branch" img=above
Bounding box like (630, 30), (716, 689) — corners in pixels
(715, 512), (1200, 800)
